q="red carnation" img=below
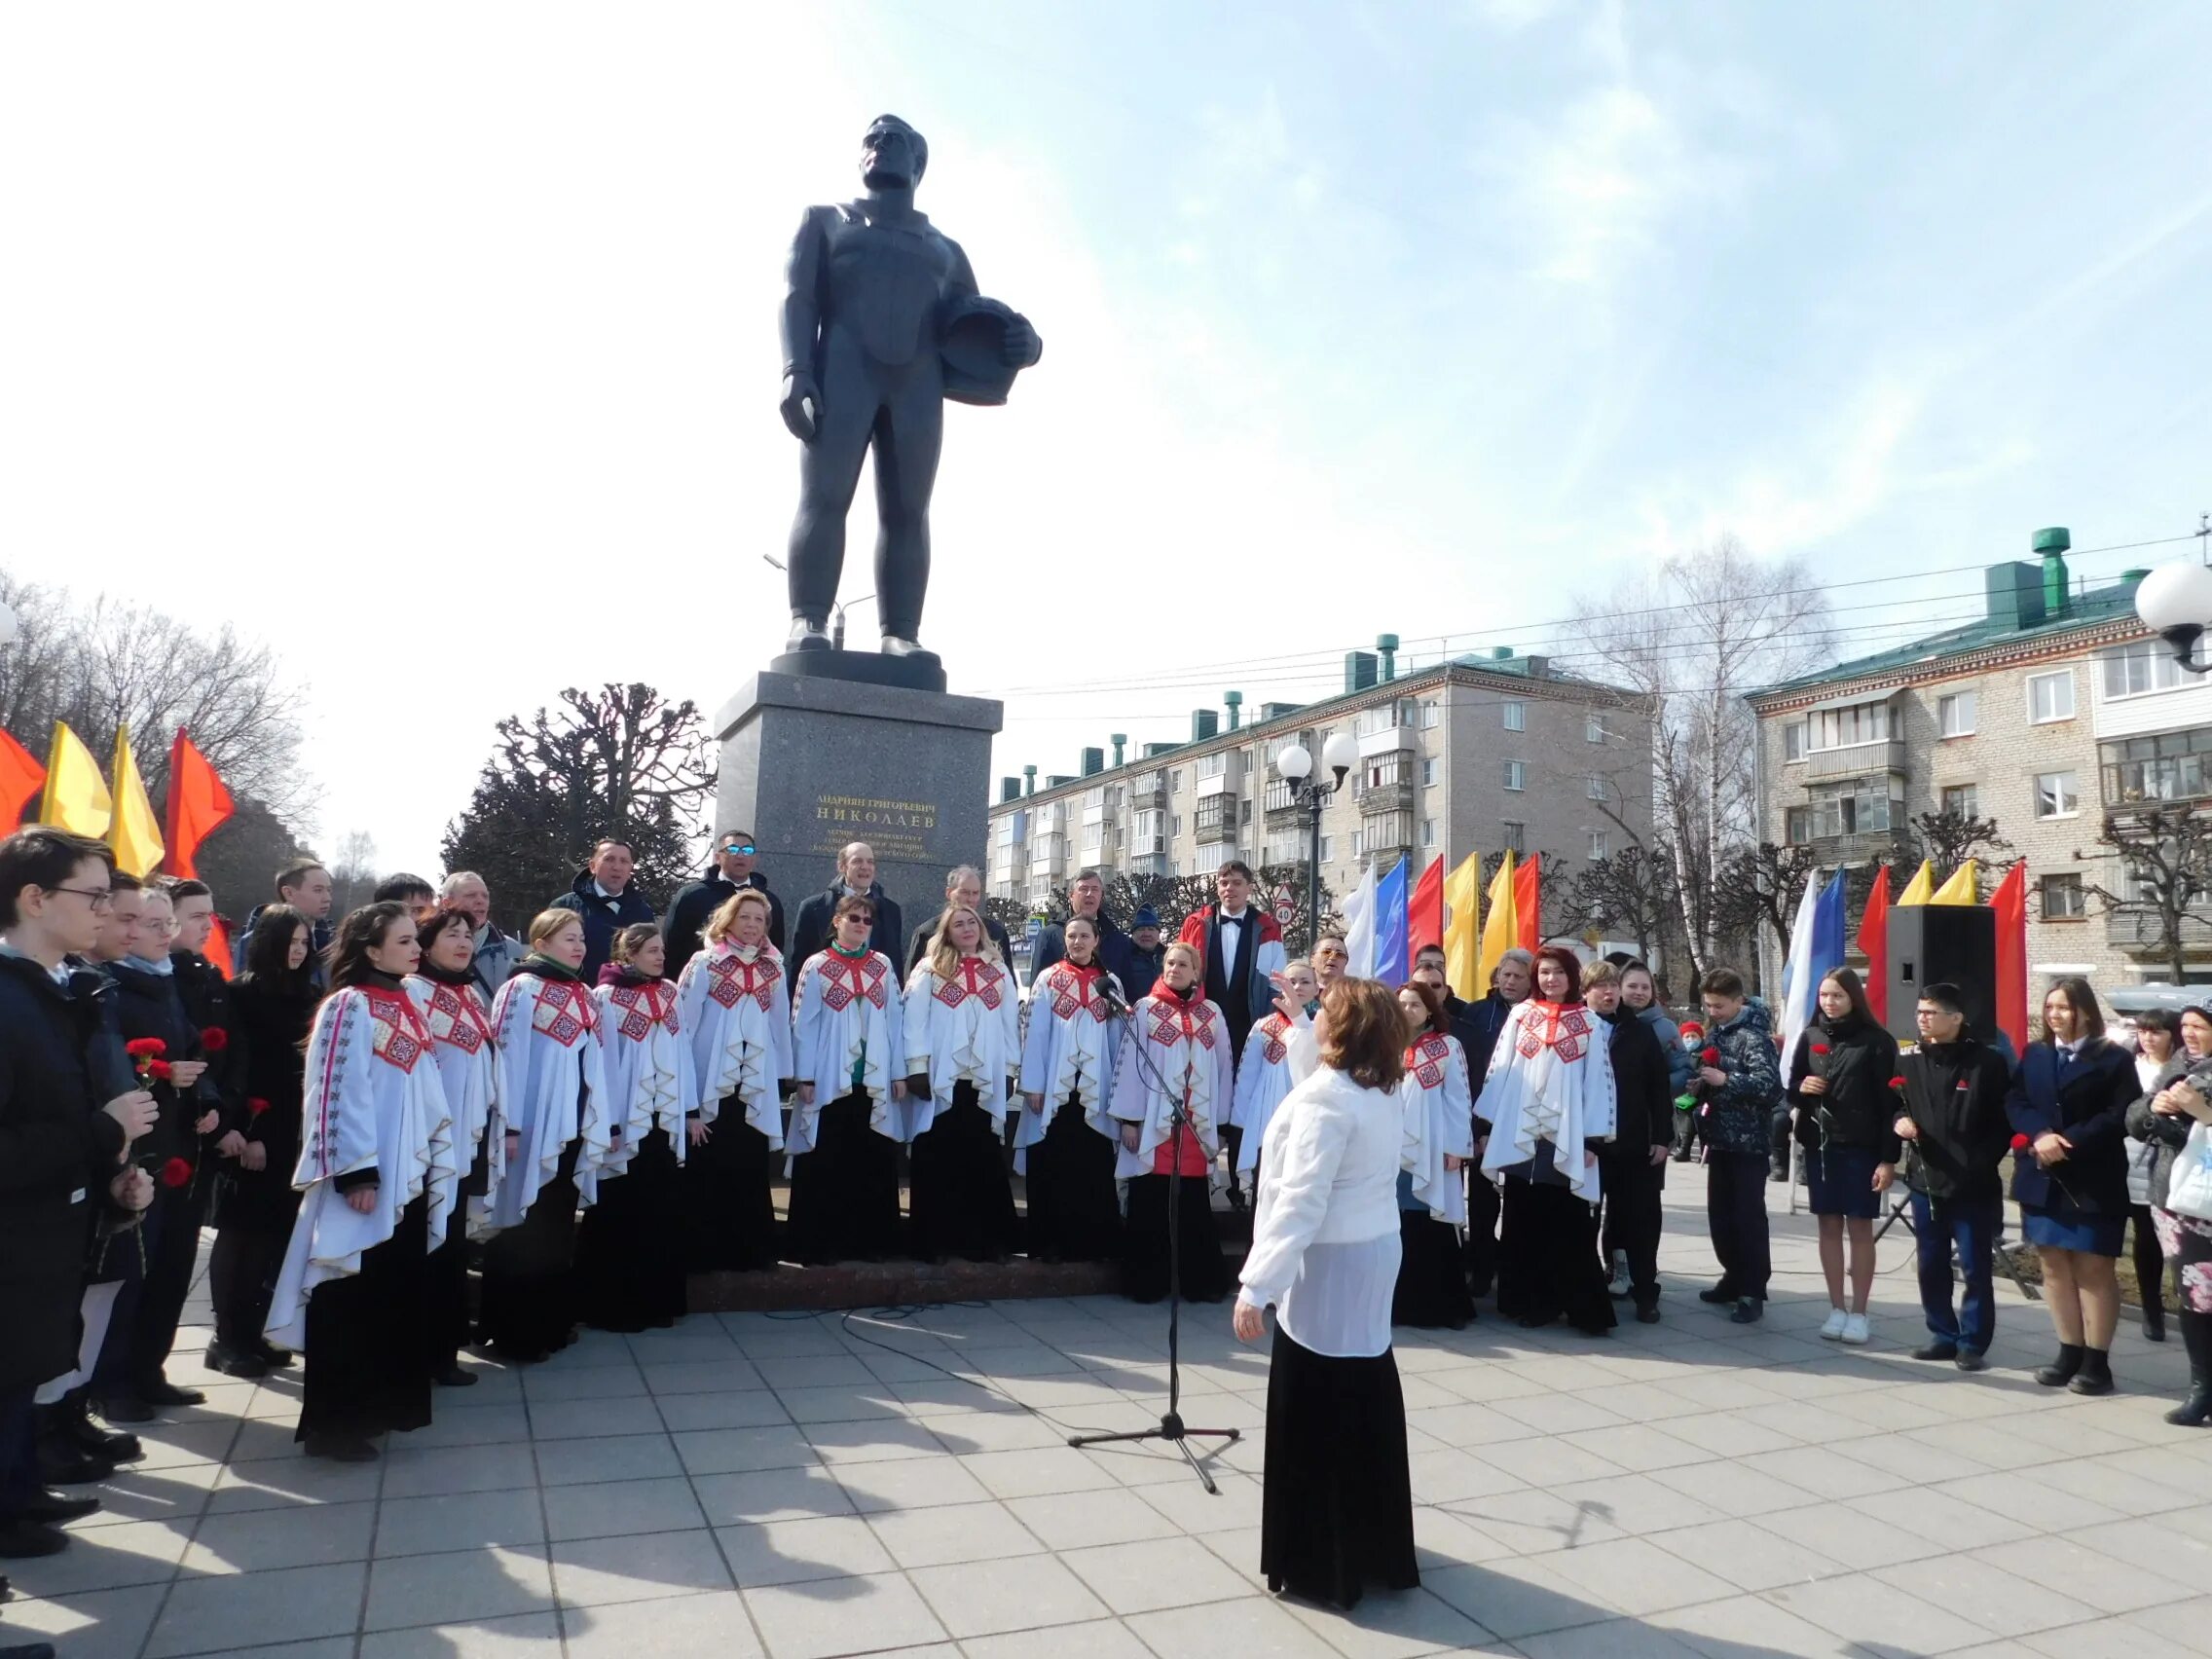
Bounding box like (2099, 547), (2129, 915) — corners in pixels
(159, 1157), (193, 1189)
(1811, 1044), (1829, 1056)
(199, 1026), (229, 1053)
(246, 1096), (272, 1119)
(1700, 1047), (1720, 1065)
(2010, 1132), (2032, 1153)
(1888, 1076), (1907, 1091)
(148, 1060), (173, 1083)
(125, 1038), (166, 1058)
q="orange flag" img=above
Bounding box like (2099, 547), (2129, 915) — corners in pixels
(1857, 865), (1891, 1024)
(1514, 852), (1542, 950)
(163, 729), (234, 880)
(1408, 856), (1445, 962)
(203, 915), (234, 980)
(1990, 864), (2028, 1057)
(0, 729), (45, 833)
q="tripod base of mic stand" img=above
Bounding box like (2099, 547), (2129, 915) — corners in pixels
(1069, 1415), (1241, 1494)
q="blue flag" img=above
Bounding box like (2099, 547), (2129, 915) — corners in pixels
(1780, 866), (1850, 1062)
(1375, 857), (1409, 986)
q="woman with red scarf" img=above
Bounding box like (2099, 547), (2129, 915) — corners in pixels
(1109, 941), (1234, 1303)
(1015, 915), (1124, 1262)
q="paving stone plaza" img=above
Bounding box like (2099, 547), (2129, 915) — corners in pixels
(6, 1185), (2211, 1659)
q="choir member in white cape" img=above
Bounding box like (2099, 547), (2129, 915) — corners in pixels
(788, 894), (906, 1264)
(267, 903), (458, 1461)
(1016, 915), (1124, 1262)
(1480, 945), (1618, 1334)
(1391, 978), (1476, 1330)
(1109, 941), (1234, 1303)
(1232, 958), (1318, 1201)
(478, 909), (609, 1362)
(574, 925), (694, 1331)
(1234, 978), (1419, 1609)
(405, 906), (504, 1389)
(903, 904), (1022, 1262)
(674, 889), (789, 1272)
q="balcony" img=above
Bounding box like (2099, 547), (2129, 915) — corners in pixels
(1264, 778), (1308, 823)
(1805, 739), (1909, 781)
(1128, 781), (1165, 812)
(1356, 776), (1416, 815)
(2106, 908), (2212, 954)
(1358, 722), (1416, 759)
(1798, 830), (1908, 864)
(1126, 851), (1172, 878)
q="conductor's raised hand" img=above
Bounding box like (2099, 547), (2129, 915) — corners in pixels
(780, 372), (821, 441)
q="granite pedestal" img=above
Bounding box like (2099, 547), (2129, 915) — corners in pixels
(714, 665), (1003, 921)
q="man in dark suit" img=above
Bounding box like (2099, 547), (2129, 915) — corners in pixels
(664, 832), (787, 980)
(1176, 862), (1284, 1209)
(1030, 867), (1131, 984)
(904, 864), (1013, 974)
(788, 841), (904, 987)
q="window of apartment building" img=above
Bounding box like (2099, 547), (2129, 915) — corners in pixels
(1082, 822), (1101, 850)
(1355, 704), (1394, 738)
(1421, 699), (1440, 728)
(2101, 641), (2191, 700)
(2028, 670), (2076, 723)
(1350, 829), (1365, 858)
(1170, 814), (1182, 836)
(1937, 691), (1976, 737)
(1586, 775), (1605, 801)
(2041, 873), (2086, 921)
(1503, 701), (1526, 732)
(1785, 805), (1811, 845)
(1804, 778), (1901, 838)
(1939, 783), (1980, 819)
(1197, 752), (1228, 780)
(2034, 770), (2079, 819)
(1131, 809), (1164, 853)
(1500, 821), (1526, 855)
(1420, 757), (1437, 787)
(1588, 830), (1607, 860)
(1169, 770), (1184, 793)
(1420, 818), (1436, 848)
(1587, 715), (1605, 745)
(1318, 834), (1334, 862)
(2100, 726), (2212, 805)
(1194, 843), (1230, 875)
(1240, 798), (1253, 826)
(1813, 700), (1889, 749)
(1784, 721), (1808, 762)
(1503, 759), (1527, 792)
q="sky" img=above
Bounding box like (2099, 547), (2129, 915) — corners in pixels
(4, 2), (2209, 879)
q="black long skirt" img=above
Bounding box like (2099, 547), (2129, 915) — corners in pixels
(908, 1084), (1021, 1263)
(1393, 1207), (1475, 1329)
(1497, 1173), (1616, 1333)
(575, 1127), (688, 1332)
(681, 1098), (781, 1271)
(1123, 1172), (1230, 1304)
(1261, 1326), (1419, 1609)
(1025, 1091), (1123, 1263)
(478, 1138), (582, 1359)
(298, 1194), (432, 1445)
(785, 1090), (903, 1265)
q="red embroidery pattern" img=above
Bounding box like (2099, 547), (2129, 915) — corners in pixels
(1513, 1003), (1591, 1064)
(363, 986), (428, 1074)
(933, 959), (1006, 1011)
(425, 983), (491, 1054)
(1407, 1031), (1452, 1090)
(707, 950), (779, 1013)
(533, 982), (594, 1048)
(1147, 997), (1218, 1050)
(1257, 1012), (1291, 1066)
(817, 952), (889, 1013)
(1045, 965), (1111, 1023)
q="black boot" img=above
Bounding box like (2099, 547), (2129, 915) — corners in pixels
(2169, 1311), (2212, 1426)
(2145, 1296), (2167, 1343)
(2068, 1346), (2115, 1396)
(32, 1408), (111, 1487)
(2035, 1343), (2084, 1387)
(61, 1392), (140, 1465)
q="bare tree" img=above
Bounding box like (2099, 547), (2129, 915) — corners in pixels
(1910, 810), (2016, 891)
(329, 830), (380, 915)
(2077, 805), (2212, 982)
(1571, 535), (1831, 985)
(1716, 841), (1820, 988)
(1572, 843), (1677, 968)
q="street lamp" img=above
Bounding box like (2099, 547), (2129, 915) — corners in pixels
(1275, 730), (1358, 952)
(760, 555), (873, 650)
(2135, 554), (2212, 675)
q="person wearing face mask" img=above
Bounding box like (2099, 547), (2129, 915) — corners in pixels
(404, 906), (504, 1386)
(903, 904), (1022, 1264)
(1584, 962), (1674, 1324)
(266, 904), (459, 1462)
(1785, 968), (1901, 1347)
(549, 838), (656, 980)
(1015, 915), (1125, 1263)
(1110, 941), (1234, 1304)
(788, 894), (908, 1264)
(663, 832), (786, 980)
(789, 841), (904, 995)
(576, 925), (694, 1332)
(480, 910), (611, 1363)
(204, 907), (318, 1381)
(2008, 977), (2136, 1396)
(674, 890), (790, 1272)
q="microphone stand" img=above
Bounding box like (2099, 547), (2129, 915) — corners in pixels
(1067, 986), (1240, 1493)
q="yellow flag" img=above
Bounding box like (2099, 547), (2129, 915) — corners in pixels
(1442, 851), (1484, 1001)
(107, 724), (165, 877)
(38, 721), (112, 838)
(1895, 860), (1935, 906)
(1930, 859), (1978, 906)
(1474, 850), (1520, 991)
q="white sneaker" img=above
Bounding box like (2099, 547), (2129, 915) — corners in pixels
(1840, 1312), (1871, 1346)
(1819, 1307), (1849, 1341)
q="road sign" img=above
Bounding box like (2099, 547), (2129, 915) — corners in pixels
(1272, 884), (1296, 927)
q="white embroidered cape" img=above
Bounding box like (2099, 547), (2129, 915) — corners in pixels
(486, 970), (610, 1228)
(1477, 999), (1617, 1204)
(1107, 989), (1233, 1179)
(1013, 962), (1123, 1172)
(903, 955), (1021, 1139)
(1399, 1030), (1474, 1222)
(580, 977), (695, 1203)
(674, 940), (790, 1144)
(789, 947), (903, 1168)
(404, 974), (505, 1239)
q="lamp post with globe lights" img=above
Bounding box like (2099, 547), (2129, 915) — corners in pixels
(1274, 730), (1358, 952)
(2135, 516), (2212, 674)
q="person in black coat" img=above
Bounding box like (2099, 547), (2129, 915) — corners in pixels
(787, 841), (903, 989)
(2007, 977), (2138, 1396)
(2129, 1005), (2212, 1424)
(548, 839), (657, 980)
(904, 864), (1014, 976)
(662, 833), (785, 979)
(1585, 963), (1672, 1322)
(1896, 981), (2014, 1370)
(1784, 968), (1902, 1346)
(0, 829), (158, 1559)
(1120, 906), (1166, 1002)
(1029, 867), (1132, 984)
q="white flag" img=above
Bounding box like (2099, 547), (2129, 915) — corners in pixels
(1343, 859), (1379, 977)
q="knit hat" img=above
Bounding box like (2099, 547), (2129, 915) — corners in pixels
(1131, 905), (1161, 929)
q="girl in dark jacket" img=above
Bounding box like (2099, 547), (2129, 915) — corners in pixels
(2124, 1005), (2212, 1423)
(1785, 969), (1901, 1347)
(1587, 963), (1673, 1323)
(205, 906), (317, 1378)
(2008, 977), (2137, 1395)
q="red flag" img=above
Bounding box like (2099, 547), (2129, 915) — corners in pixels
(1990, 863), (2028, 1057)
(162, 729), (234, 880)
(1857, 865), (1891, 1025)
(0, 729), (45, 834)
(1515, 853), (1541, 951)
(1408, 856), (1445, 961)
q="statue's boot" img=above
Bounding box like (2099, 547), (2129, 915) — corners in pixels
(880, 635), (929, 657)
(788, 616), (831, 651)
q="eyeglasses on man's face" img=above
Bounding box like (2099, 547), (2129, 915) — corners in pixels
(46, 886), (114, 910)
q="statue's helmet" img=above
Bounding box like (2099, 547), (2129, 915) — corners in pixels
(861, 115), (927, 187)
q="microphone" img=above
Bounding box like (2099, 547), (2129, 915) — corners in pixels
(1095, 978), (1129, 1016)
